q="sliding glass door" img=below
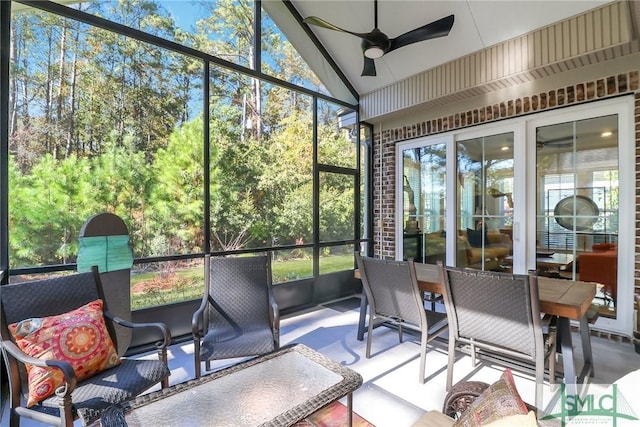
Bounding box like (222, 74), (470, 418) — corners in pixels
(534, 116), (618, 285)
(398, 142), (448, 264)
(457, 132), (514, 271)
(528, 98), (634, 334)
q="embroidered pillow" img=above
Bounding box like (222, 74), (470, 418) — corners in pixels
(454, 369), (528, 427)
(8, 299), (120, 407)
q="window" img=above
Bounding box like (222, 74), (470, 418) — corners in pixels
(400, 143), (447, 264)
(457, 133), (514, 271)
(536, 114), (620, 319)
(261, 4), (329, 96)
(8, 7), (203, 269)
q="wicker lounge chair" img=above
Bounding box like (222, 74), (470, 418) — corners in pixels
(0, 269), (171, 427)
(192, 253), (280, 378)
(356, 253), (449, 383)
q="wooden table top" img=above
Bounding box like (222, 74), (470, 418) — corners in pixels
(354, 263), (596, 321)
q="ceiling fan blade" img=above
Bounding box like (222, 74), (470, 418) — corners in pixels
(303, 16), (369, 39)
(388, 14), (455, 53)
(361, 57), (377, 77)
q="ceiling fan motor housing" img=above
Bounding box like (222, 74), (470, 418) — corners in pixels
(361, 29), (390, 58)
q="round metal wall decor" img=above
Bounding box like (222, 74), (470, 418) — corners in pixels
(553, 195), (599, 231)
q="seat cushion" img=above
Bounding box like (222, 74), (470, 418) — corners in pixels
(453, 369), (528, 427)
(34, 358), (170, 426)
(8, 299), (120, 407)
(200, 326), (276, 360)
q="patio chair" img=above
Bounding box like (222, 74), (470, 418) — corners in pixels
(0, 268), (171, 427)
(355, 253), (449, 383)
(192, 253), (280, 379)
(437, 262), (557, 409)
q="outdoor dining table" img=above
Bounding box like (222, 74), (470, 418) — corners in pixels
(354, 263), (597, 398)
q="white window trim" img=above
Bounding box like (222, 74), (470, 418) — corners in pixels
(526, 96), (634, 336)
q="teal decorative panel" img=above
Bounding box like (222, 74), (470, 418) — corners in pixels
(77, 235), (133, 273)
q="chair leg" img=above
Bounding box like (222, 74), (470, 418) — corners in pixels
(470, 339), (477, 367)
(398, 321), (404, 343)
(535, 353), (545, 410)
(58, 393), (74, 427)
(419, 328), (428, 384)
(9, 384), (20, 427)
(9, 410), (19, 427)
(535, 368), (544, 411)
(158, 347), (169, 388)
(446, 337), (456, 391)
(366, 311), (374, 358)
(549, 343), (557, 392)
(194, 340), (202, 379)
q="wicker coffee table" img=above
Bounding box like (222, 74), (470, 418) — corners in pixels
(100, 343), (363, 427)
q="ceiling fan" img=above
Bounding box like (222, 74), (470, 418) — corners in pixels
(302, 0), (454, 77)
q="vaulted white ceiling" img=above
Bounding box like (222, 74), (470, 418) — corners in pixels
(289, 0), (615, 96)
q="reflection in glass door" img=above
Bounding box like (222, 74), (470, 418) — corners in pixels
(457, 133), (514, 271)
(536, 115), (619, 320)
(401, 144), (446, 264)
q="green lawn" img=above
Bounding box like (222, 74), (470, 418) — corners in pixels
(131, 253), (354, 309)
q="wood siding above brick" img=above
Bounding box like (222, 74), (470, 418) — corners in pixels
(361, 2), (636, 121)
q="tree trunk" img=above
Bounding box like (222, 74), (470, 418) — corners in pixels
(9, 24), (17, 137)
(45, 28), (54, 157)
(66, 26), (79, 158)
(56, 25), (66, 157)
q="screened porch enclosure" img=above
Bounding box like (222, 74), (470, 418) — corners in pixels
(0, 0), (370, 350)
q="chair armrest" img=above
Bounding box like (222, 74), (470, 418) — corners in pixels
(104, 311), (171, 349)
(1, 339), (78, 392)
(191, 296), (209, 339)
(269, 294), (280, 346)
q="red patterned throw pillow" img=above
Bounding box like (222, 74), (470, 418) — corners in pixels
(8, 299), (120, 407)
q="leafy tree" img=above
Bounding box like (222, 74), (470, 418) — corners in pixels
(87, 134), (155, 256)
(259, 111), (313, 244)
(208, 105), (270, 250)
(149, 117), (205, 255)
(9, 154), (93, 267)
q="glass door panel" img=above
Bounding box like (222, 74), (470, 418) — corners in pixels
(536, 115), (619, 319)
(457, 133), (514, 270)
(401, 144), (446, 264)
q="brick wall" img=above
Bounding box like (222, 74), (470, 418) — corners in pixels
(372, 70), (640, 299)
